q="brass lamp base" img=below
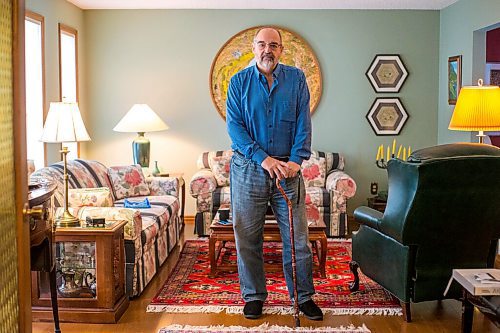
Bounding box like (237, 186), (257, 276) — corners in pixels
(55, 210), (80, 227)
(56, 147), (81, 228)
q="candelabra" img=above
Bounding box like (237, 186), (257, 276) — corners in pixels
(375, 139), (412, 170)
(376, 158), (388, 169)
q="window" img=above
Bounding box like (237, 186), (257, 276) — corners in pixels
(58, 24), (79, 159)
(25, 11), (46, 169)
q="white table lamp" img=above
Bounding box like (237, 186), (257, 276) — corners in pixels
(113, 104), (169, 167)
(40, 101), (91, 227)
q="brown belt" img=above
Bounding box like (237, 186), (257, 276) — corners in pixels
(271, 156), (289, 162)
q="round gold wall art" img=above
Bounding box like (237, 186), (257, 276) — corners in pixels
(209, 26), (322, 120)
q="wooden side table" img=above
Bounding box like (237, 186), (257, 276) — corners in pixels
(445, 269), (500, 332)
(209, 212), (327, 278)
(367, 197), (387, 213)
(462, 291), (500, 333)
(28, 182), (60, 333)
(31, 220), (129, 323)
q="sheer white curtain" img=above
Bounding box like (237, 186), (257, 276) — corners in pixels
(25, 15), (45, 169)
(59, 26), (78, 160)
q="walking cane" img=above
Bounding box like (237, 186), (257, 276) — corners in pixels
(276, 178), (301, 328)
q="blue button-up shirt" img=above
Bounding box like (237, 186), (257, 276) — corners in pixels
(226, 63), (312, 166)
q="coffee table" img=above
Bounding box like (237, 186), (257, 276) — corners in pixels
(208, 211), (327, 278)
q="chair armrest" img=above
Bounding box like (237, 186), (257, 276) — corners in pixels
(326, 170), (357, 198)
(190, 169), (217, 197)
(146, 176), (179, 197)
(353, 206), (383, 230)
(55, 206), (142, 240)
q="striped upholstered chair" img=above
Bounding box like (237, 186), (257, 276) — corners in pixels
(189, 150), (356, 237)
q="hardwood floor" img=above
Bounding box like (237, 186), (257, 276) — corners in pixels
(32, 224), (498, 333)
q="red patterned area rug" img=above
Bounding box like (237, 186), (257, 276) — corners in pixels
(158, 323), (371, 333)
(147, 239), (401, 316)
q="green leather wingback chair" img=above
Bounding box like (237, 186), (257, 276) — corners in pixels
(349, 143), (500, 322)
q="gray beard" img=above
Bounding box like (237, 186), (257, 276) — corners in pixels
(260, 58), (275, 71)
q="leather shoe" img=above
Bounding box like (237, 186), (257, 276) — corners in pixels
(243, 300), (263, 319)
(299, 299), (323, 320)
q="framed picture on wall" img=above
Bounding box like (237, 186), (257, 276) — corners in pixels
(366, 54), (409, 93)
(209, 26), (322, 120)
(485, 63), (500, 86)
(366, 98), (409, 136)
(448, 55), (462, 105)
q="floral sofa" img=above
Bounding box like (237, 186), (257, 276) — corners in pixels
(31, 159), (183, 297)
(189, 150), (357, 237)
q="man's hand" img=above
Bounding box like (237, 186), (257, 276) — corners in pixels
(261, 157), (289, 180)
(286, 161), (301, 178)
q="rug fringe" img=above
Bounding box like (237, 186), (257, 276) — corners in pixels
(327, 238), (352, 242)
(325, 307), (402, 316)
(159, 323), (371, 332)
(147, 305), (401, 317)
(195, 237), (350, 242)
(147, 305), (228, 313)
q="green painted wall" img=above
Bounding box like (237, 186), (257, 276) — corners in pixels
(83, 9), (440, 215)
(26, 0), (85, 163)
(439, 0), (500, 144)
(24, 3), (440, 216)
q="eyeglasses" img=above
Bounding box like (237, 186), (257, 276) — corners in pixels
(254, 41), (282, 51)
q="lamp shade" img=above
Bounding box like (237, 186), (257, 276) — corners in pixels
(113, 104), (169, 133)
(449, 85), (500, 131)
(40, 102), (91, 143)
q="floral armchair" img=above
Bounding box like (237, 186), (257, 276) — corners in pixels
(189, 150), (357, 237)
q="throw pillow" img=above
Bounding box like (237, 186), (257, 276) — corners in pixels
(301, 156), (327, 187)
(108, 165), (150, 200)
(210, 155), (231, 187)
(68, 187), (114, 207)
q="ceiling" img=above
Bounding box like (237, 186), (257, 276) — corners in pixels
(67, 0), (459, 10)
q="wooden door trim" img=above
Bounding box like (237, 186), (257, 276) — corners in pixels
(14, 0), (32, 332)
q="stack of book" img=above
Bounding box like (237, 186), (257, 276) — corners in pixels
(444, 268), (500, 296)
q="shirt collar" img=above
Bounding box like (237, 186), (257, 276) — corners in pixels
(253, 63), (282, 79)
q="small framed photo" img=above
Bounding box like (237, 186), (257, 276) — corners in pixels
(366, 54), (409, 93)
(485, 63), (500, 86)
(448, 55), (462, 105)
(366, 98), (409, 136)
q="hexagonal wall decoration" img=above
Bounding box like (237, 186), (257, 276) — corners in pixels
(366, 98), (409, 136)
(366, 55), (408, 93)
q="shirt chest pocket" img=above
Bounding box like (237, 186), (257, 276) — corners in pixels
(278, 101), (296, 141)
(280, 101), (297, 122)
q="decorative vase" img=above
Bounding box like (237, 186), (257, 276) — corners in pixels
(152, 161), (160, 176)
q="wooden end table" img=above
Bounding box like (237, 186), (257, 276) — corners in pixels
(28, 182), (60, 333)
(208, 213), (327, 278)
(462, 291), (500, 333)
(367, 196), (387, 213)
(31, 219), (129, 323)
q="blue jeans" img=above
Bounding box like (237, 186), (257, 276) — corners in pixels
(230, 152), (314, 304)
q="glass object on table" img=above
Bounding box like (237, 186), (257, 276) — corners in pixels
(55, 241), (96, 298)
(152, 160), (161, 176)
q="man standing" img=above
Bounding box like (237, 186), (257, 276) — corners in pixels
(226, 27), (322, 321)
